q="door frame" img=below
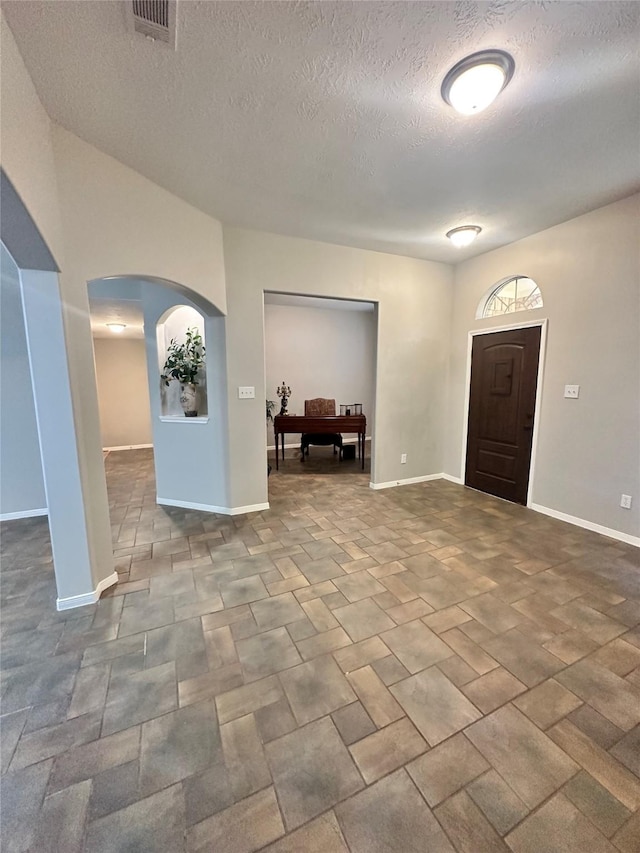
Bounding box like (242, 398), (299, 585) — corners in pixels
(460, 318), (548, 507)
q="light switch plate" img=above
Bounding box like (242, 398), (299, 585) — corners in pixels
(238, 386), (255, 399)
(564, 385), (580, 399)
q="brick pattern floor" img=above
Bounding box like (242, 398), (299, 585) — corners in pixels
(1, 446), (639, 852)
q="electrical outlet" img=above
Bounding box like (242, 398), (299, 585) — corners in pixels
(238, 386), (255, 399)
(620, 494), (633, 509)
(564, 385), (580, 399)
(401, 453), (407, 464)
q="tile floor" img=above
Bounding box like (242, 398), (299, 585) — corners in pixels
(1, 446), (639, 852)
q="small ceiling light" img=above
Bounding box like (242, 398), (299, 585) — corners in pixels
(446, 225), (482, 247)
(441, 50), (514, 115)
(106, 323), (126, 333)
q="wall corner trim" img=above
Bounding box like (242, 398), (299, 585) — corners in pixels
(369, 473), (447, 490)
(156, 496), (269, 516)
(56, 570), (119, 611)
(439, 473), (464, 485)
(0, 507), (48, 521)
(529, 503), (639, 548)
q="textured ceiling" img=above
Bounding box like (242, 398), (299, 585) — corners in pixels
(3, 1), (639, 262)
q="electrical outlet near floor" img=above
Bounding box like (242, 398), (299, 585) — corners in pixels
(620, 494), (633, 509)
(401, 453), (407, 464)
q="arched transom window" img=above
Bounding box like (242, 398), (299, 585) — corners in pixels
(482, 276), (543, 318)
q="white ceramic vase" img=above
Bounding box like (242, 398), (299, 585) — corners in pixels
(179, 383), (198, 417)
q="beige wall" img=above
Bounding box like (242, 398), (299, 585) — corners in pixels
(1, 12), (115, 593)
(93, 337), (153, 449)
(52, 126), (227, 315)
(0, 245), (46, 516)
(447, 195), (640, 539)
(0, 12), (64, 266)
(265, 302), (377, 447)
(223, 227), (454, 506)
(0, 13), (229, 593)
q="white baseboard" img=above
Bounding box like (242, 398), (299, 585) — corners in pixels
(56, 570), (118, 611)
(0, 507), (48, 521)
(157, 496), (270, 516)
(103, 443), (153, 451)
(439, 473), (464, 485)
(370, 473), (445, 490)
(226, 502), (270, 516)
(530, 503), (640, 547)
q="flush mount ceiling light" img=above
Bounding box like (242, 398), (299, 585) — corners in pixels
(446, 225), (482, 247)
(441, 50), (515, 115)
(106, 323), (126, 333)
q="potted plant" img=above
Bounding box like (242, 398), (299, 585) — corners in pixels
(161, 327), (206, 417)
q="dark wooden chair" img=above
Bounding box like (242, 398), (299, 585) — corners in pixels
(301, 398), (343, 460)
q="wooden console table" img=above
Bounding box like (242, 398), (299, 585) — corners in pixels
(273, 414), (366, 470)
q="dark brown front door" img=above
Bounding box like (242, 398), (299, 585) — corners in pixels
(465, 326), (541, 505)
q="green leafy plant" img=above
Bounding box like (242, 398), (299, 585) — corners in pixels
(266, 400), (276, 421)
(161, 327), (206, 386)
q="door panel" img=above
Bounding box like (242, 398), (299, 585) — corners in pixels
(465, 326), (541, 505)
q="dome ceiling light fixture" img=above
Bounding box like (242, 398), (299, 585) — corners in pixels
(106, 323), (127, 333)
(441, 49), (515, 115)
(446, 225), (482, 247)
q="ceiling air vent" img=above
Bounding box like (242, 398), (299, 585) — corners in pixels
(130, 0), (177, 48)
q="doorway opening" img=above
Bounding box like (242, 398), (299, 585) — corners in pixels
(263, 292), (377, 480)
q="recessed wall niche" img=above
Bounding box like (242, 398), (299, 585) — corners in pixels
(156, 305), (208, 418)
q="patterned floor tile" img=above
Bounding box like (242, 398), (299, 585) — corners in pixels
(335, 769), (455, 853)
(86, 784), (186, 853)
(434, 790), (508, 853)
(506, 792), (618, 853)
(2, 448), (639, 852)
(261, 810), (349, 852)
(140, 700), (221, 796)
(333, 598), (395, 642)
(406, 732), (489, 807)
(349, 717), (427, 783)
(236, 626), (302, 682)
(563, 770), (632, 837)
(391, 666), (482, 745)
(466, 769), (529, 835)
(465, 705), (578, 809)
(279, 655), (356, 725)
(265, 717), (363, 830)
(381, 620), (453, 674)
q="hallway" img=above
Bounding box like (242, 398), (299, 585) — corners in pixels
(1, 449), (639, 852)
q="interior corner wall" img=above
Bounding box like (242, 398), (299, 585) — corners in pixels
(447, 194), (640, 538)
(51, 125), (227, 315)
(223, 226), (454, 507)
(93, 337), (153, 449)
(142, 282), (230, 511)
(264, 302), (377, 447)
(0, 244), (46, 516)
(0, 11), (64, 266)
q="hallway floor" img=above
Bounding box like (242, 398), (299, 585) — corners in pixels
(1, 448), (639, 852)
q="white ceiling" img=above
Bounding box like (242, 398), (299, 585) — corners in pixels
(90, 290), (373, 339)
(89, 296), (144, 338)
(4, 1), (639, 263)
